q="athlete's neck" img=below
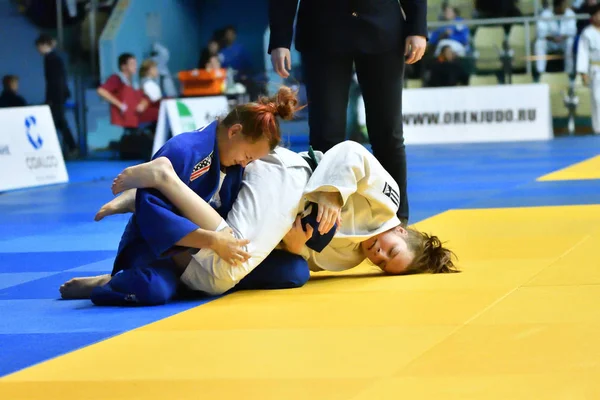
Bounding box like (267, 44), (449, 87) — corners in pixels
(216, 120), (228, 172)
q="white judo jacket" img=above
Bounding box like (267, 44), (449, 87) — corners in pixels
(302, 141), (402, 272)
(576, 25), (600, 76)
(181, 141), (401, 294)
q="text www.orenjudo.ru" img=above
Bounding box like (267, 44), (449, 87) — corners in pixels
(403, 109), (537, 125)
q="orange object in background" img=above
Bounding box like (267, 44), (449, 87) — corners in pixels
(178, 68), (227, 97)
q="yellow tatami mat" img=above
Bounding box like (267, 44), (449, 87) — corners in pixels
(538, 154), (600, 181)
(2, 205), (600, 399)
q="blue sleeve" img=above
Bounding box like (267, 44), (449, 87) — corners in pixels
(450, 25), (470, 46)
(429, 27), (442, 45)
(135, 136), (204, 258)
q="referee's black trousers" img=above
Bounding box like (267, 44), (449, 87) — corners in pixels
(301, 50), (409, 222)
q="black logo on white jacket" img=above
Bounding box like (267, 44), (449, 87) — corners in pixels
(382, 182), (399, 208)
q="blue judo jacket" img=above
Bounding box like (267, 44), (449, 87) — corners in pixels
(111, 121), (243, 275)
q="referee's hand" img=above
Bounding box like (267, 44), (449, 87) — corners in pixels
(271, 47), (292, 78)
(405, 36), (427, 64)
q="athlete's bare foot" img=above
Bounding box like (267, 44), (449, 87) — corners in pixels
(94, 189), (136, 221)
(111, 157), (173, 195)
(59, 274), (112, 299)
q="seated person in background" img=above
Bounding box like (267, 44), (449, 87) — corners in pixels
(535, 0), (577, 74)
(97, 52), (148, 132)
(198, 38), (221, 69)
(218, 26), (253, 74)
(429, 5), (470, 57)
(0, 75), (26, 108)
(218, 25), (262, 99)
(140, 59), (162, 103)
(138, 59), (162, 125)
(427, 46), (470, 87)
(205, 55), (222, 72)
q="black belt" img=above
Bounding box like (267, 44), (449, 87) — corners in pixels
(302, 146), (319, 172)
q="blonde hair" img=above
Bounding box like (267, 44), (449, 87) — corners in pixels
(139, 59), (157, 78)
(405, 228), (459, 274)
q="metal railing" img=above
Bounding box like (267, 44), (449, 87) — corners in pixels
(427, 13), (590, 76)
(426, 13), (595, 135)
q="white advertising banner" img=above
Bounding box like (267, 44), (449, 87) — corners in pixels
(153, 96), (230, 156)
(358, 83), (553, 144)
(0, 105), (69, 191)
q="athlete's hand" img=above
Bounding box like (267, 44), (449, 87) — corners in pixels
(211, 228), (250, 265)
(283, 216), (313, 255)
(315, 191), (342, 235)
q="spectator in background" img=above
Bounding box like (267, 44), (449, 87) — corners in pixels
(35, 34), (77, 158)
(535, 0), (577, 74)
(205, 55), (222, 71)
(0, 75), (27, 108)
(572, 0), (597, 73)
(139, 59), (162, 103)
(138, 59), (161, 125)
(97, 53), (148, 132)
(576, 4), (600, 134)
(218, 26), (253, 74)
(218, 25), (263, 98)
(198, 39), (220, 69)
(427, 45), (470, 87)
(429, 5), (470, 57)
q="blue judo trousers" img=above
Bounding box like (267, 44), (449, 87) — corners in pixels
(90, 127), (330, 306)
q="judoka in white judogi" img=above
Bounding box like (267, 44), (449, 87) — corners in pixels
(576, 8), (600, 134)
(182, 141), (407, 295)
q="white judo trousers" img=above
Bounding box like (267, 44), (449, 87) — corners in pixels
(181, 146), (312, 295)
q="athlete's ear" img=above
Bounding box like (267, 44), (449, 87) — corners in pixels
(394, 225), (408, 236)
(228, 123), (243, 139)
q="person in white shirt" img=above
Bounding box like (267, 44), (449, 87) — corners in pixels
(535, 0), (578, 74)
(139, 59), (162, 103)
(77, 141), (457, 301)
(576, 4), (600, 133)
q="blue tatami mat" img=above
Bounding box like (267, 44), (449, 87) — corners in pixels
(463, 179), (600, 209)
(65, 160), (140, 184)
(0, 160), (219, 377)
